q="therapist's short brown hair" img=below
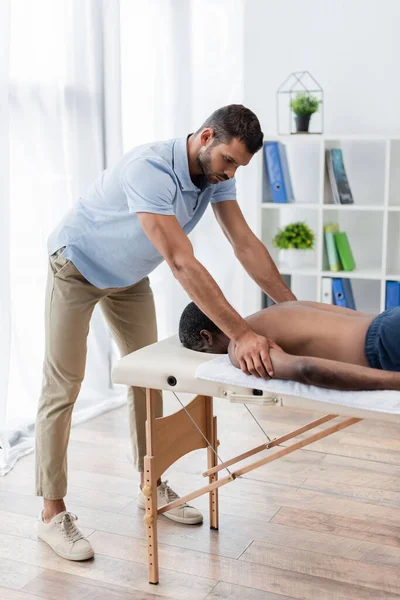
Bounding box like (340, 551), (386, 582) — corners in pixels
(196, 104), (263, 154)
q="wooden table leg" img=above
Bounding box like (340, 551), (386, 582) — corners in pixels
(205, 397), (219, 530)
(142, 391), (219, 582)
(143, 389), (159, 584)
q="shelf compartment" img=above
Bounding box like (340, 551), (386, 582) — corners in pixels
(323, 139), (386, 207)
(322, 209), (383, 273)
(291, 275), (318, 302)
(348, 278), (381, 314)
(262, 138), (321, 206)
(262, 206), (319, 271)
(386, 211), (400, 274)
(318, 276), (380, 314)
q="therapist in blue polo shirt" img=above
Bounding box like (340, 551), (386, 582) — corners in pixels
(35, 104), (296, 561)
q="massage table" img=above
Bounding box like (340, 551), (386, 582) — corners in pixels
(112, 335), (400, 584)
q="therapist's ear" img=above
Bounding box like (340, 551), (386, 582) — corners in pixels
(199, 329), (213, 349)
(199, 128), (214, 147)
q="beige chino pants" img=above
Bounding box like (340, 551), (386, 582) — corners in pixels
(35, 248), (162, 499)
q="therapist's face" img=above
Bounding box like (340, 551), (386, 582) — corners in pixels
(197, 130), (253, 185)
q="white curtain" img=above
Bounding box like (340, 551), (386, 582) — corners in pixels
(1, 0), (246, 475)
(120, 0), (245, 340)
(0, 0), (125, 475)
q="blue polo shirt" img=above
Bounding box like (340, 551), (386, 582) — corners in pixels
(48, 136), (236, 288)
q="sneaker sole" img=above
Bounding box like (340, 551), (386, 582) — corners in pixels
(38, 535), (94, 561)
(137, 500), (203, 525)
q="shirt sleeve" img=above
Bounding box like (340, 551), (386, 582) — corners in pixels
(210, 177), (237, 203)
(120, 157), (177, 215)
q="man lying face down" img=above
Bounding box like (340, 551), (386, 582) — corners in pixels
(179, 300), (400, 392)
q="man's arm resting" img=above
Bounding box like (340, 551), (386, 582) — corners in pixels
(212, 200), (295, 303)
(228, 342), (400, 391)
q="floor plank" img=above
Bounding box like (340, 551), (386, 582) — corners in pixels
(23, 569), (177, 600)
(240, 539), (400, 594)
(300, 475), (400, 507)
(0, 589), (42, 600)
(205, 581), (296, 600)
(0, 557), (43, 591)
(256, 521), (400, 568)
(272, 506), (400, 549)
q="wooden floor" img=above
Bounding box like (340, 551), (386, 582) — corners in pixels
(1, 392), (400, 599)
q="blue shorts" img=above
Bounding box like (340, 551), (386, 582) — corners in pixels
(364, 306), (400, 371)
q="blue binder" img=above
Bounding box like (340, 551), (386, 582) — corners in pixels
(264, 142), (294, 203)
(342, 279), (356, 310)
(385, 281), (400, 309)
(332, 278), (346, 307)
(278, 143), (295, 202)
(332, 278), (356, 310)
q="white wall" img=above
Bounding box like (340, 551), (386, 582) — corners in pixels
(243, 0), (400, 136)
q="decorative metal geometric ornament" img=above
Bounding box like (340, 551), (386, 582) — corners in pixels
(276, 71), (324, 135)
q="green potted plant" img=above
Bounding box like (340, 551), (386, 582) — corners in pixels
(290, 92), (321, 133)
(273, 221), (316, 269)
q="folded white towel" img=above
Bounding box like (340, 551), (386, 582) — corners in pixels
(196, 355), (400, 414)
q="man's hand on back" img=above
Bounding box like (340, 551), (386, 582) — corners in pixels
(234, 330), (283, 379)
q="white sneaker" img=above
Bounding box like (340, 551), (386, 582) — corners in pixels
(37, 510), (94, 561)
(137, 480), (203, 525)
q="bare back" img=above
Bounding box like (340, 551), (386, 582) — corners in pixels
(244, 301), (375, 367)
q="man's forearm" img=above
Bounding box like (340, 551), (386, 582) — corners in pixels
(300, 356), (400, 391)
(236, 238), (296, 303)
(172, 258), (251, 343)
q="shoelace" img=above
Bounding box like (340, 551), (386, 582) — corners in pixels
(160, 480), (189, 507)
(59, 512), (85, 544)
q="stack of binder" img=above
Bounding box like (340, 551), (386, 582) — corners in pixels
(324, 223), (356, 272)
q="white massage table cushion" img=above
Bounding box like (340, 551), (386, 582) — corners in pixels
(112, 334), (256, 398)
(112, 335), (400, 420)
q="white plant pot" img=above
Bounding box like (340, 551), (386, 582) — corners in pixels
(279, 249), (315, 270)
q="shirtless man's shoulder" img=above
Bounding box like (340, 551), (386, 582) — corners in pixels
(242, 301), (374, 367)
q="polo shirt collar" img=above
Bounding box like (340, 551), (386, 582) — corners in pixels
(172, 136), (203, 192)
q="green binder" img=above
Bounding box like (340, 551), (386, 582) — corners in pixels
(334, 231), (356, 271)
(324, 223), (342, 271)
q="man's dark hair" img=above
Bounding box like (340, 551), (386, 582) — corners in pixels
(179, 302), (221, 350)
(196, 104), (263, 154)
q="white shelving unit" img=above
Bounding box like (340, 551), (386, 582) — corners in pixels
(256, 135), (400, 314)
